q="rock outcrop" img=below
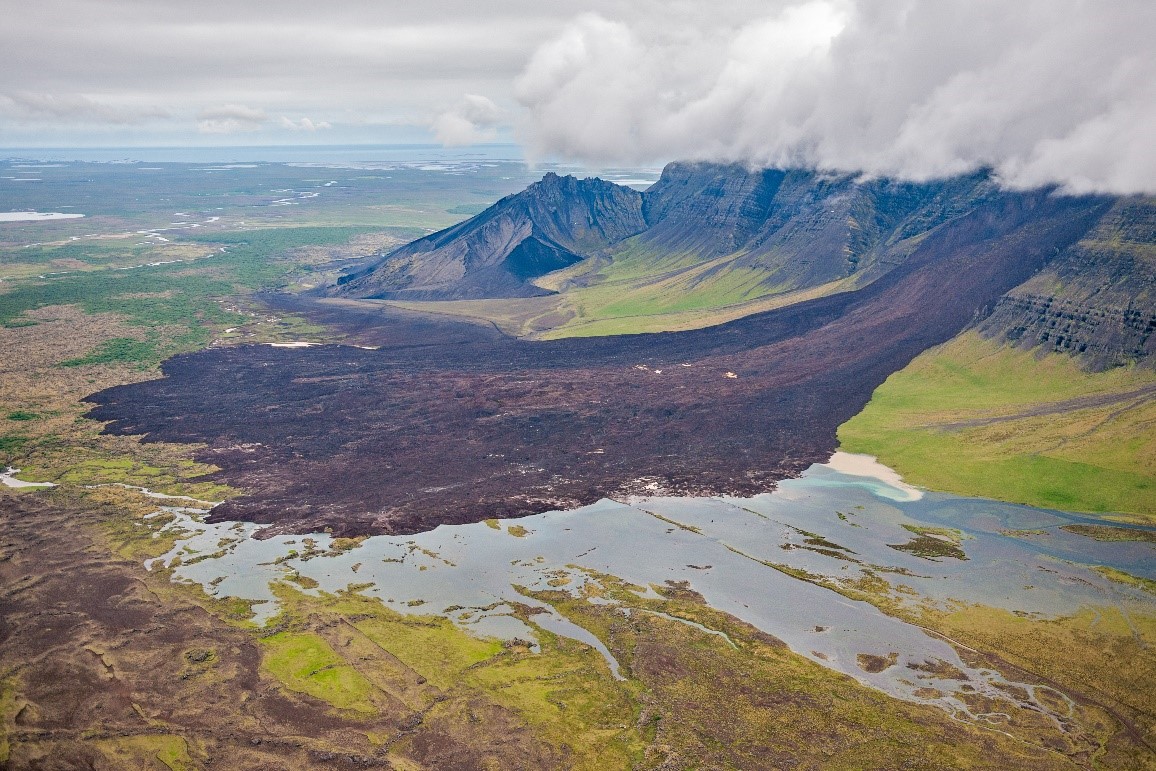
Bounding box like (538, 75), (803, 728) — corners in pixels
(334, 172), (647, 300)
(91, 190), (1109, 535)
(979, 197), (1156, 369)
(627, 162), (1000, 291)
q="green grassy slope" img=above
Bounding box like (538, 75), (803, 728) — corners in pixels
(544, 240), (825, 336)
(838, 332), (1156, 520)
(386, 239), (859, 339)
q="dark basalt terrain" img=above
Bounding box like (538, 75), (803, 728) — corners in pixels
(85, 189), (1109, 536)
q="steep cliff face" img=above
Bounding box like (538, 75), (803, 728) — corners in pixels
(979, 197), (1156, 369)
(626, 162), (999, 291)
(334, 172), (647, 300)
(334, 163), (1007, 304)
(638, 163), (788, 256)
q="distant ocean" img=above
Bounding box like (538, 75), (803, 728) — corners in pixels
(0, 144), (665, 187)
(0, 144), (526, 164)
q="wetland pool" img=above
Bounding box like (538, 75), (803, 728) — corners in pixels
(0, 211), (84, 221)
(142, 453), (1154, 726)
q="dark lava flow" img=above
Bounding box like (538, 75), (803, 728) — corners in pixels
(85, 196), (1108, 536)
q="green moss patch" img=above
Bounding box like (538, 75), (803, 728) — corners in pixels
(5, 411), (39, 421)
(1061, 524), (1156, 542)
(60, 336), (160, 368)
(260, 631), (378, 714)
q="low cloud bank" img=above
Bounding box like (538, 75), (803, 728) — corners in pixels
(196, 103), (267, 134)
(432, 95), (505, 146)
(0, 91), (170, 125)
(515, 0), (1156, 194)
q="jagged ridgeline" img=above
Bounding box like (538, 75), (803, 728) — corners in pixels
(331, 162), (1153, 368)
(335, 172), (648, 300)
(333, 163), (1001, 301)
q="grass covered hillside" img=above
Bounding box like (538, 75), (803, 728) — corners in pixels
(839, 332), (1156, 521)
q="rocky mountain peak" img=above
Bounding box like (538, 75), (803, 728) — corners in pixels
(332, 171), (646, 301)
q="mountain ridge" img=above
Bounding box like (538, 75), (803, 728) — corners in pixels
(332, 161), (1151, 369)
(334, 171), (647, 300)
(332, 163), (1003, 302)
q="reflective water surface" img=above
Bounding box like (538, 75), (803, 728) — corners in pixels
(143, 453), (1155, 726)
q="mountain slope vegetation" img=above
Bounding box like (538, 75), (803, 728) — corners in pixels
(839, 331), (1156, 520)
(331, 163), (1155, 519)
(334, 164), (1134, 342)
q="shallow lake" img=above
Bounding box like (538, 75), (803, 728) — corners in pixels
(0, 212), (84, 221)
(146, 453), (1154, 725)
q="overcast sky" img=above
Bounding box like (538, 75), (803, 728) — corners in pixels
(2, 0), (1153, 192)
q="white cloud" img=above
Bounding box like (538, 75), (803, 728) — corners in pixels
(432, 94), (504, 145)
(0, 91), (169, 124)
(3, 0), (1153, 192)
(515, 0), (1156, 193)
(198, 103), (267, 123)
(280, 116), (332, 131)
(0, 0), (569, 145)
(196, 103), (267, 134)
